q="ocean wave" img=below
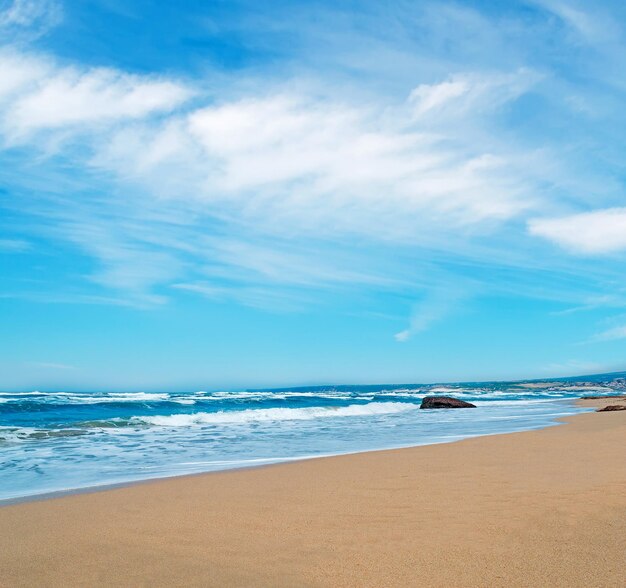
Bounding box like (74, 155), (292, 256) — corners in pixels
(128, 402), (420, 427)
(0, 391), (171, 405)
(2, 384), (622, 402)
(58, 392), (172, 404)
(0, 391), (47, 396)
(0, 426), (89, 444)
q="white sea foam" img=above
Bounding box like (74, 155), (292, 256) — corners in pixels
(106, 392), (169, 401)
(471, 398), (565, 406)
(0, 391), (170, 404)
(129, 402), (419, 427)
(0, 391), (46, 396)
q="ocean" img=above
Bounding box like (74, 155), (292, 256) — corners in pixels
(1, 376), (624, 502)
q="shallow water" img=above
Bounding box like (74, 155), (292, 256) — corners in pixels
(0, 380), (622, 501)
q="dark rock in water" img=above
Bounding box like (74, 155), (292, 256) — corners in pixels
(420, 396), (476, 409)
(596, 404), (626, 412)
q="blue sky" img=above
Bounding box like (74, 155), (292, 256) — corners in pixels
(2, 0), (626, 391)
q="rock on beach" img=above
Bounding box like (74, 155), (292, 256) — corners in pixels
(420, 396), (476, 409)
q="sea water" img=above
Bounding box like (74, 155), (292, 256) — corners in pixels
(1, 378), (623, 501)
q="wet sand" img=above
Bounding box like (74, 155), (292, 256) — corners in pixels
(1, 396), (624, 587)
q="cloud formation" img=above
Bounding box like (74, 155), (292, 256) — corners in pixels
(0, 42), (549, 312)
(2, 0), (626, 346)
(394, 287), (466, 342)
(0, 50), (192, 141)
(0, 45), (540, 236)
(590, 322), (626, 343)
(529, 208), (626, 255)
(0, 0), (60, 29)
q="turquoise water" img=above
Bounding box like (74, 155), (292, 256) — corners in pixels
(1, 377), (623, 501)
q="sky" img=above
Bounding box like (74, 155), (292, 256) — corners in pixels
(2, 0), (626, 391)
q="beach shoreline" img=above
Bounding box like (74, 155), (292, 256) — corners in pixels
(0, 395), (592, 508)
(1, 395), (624, 586)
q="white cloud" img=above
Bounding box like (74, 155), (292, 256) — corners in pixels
(0, 51), (192, 140)
(172, 281), (314, 312)
(409, 69), (539, 119)
(528, 208), (626, 254)
(591, 324), (626, 342)
(532, 1), (621, 46)
(77, 70), (542, 281)
(409, 79), (469, 116)
(59, 218), (182, 305)
(204, 238), (389, 287)
(181, 83), (536, 233)
(394, 288), (466, 341)
(0, 43), (543, 235)
(2, 0), (626, 341)
(0, 46), (539, 236)
(0, 50), (49, 102)
(0, 45), (559, 307)
(0, 0), (61, 29)
(0, 44), (549, 308)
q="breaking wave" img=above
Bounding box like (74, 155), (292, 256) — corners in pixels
(128, 402), (420, 427)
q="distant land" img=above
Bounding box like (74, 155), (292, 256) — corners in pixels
(5, 371), (626, 396)
(252, 370), (626, 394)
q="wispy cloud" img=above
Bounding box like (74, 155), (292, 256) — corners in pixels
(540, 358), (606, 375)
(2, 0), (626, 330)
(550, 295), (626, 316)
(0, 0), (62, 38)
(0, 49), (192, 142)
(172, 281), (315, 312)
(531, 0), (622, 46)
(26, 361), (78, 370)
(0, 238), (30, 251)
(591, 324), (626, 343)
(394, 287), (467, 342)
(409, 69), (540, 119)
(0, 41), (549, 308)
(529, 208), (626, 255)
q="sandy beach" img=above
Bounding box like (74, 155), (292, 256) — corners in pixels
(1, 396), (624, 587)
